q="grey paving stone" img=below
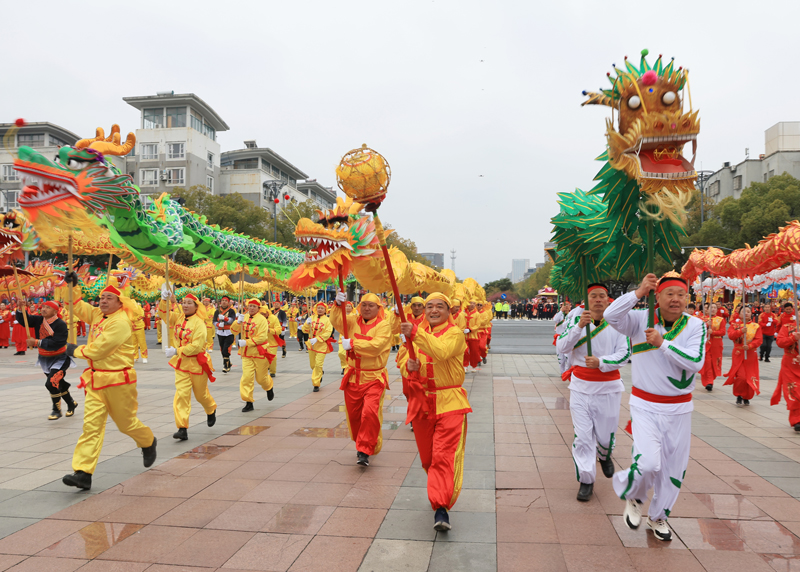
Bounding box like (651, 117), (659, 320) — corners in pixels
(464, 455), (494, 471)
(764, 476), (800, 498)
(719, 447), (794, 462)
(468, 422), (494, 434)
(738, 460), (800, 478)
(358, 539), (433, 572)
(429, 541), (497, 571)
(391, 487), (430, 511)
(0, 517), (38, 539)
(465, 440), (495, 456)
(434, 511), (496, 543)
(0, 490), (88, 518)
(376, 509), (437, 541)
(402, 468), (428, 488)
(699, 436), (763, 449)
(451, 489), (495, 513)
(462, 470), (495, 490)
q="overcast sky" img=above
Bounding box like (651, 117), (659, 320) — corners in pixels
(3, 0), (799, 285)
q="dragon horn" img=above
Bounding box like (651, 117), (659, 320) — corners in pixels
(76, 125), (136, 156)
(581, 91), (615, 108)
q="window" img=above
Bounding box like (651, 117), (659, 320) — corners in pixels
(2, 165), (19, 182)
(167, 142), (184, 159)
(206, 175), (214, 192)
(203, 123), (215, 141)
(233, 158), (258, 169)
(769, 170), (775, 180)
(733, 175), (742, 191)
(271, 165), (279, 176)
(708, 181), (720, 197)
(143, 108), (164, 129)
(166, 107), (186, 128)
(190, 110), (204, 133)
(167, 168), (184, 185)
(1, 191), (18, 209)
(17, 133), (45, 147)
(49, 135), (69, 147)
(140, 143), (158, 160)
(207, 152), (214, 169)
(289, 177), (296, 188)
(140, 169), (158, 186)
(261, 159), (271, 172)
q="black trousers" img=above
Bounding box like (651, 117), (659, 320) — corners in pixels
(761, 335), (775, 359)
(218, 334), (234, 359)
(298, 331), (308, 349)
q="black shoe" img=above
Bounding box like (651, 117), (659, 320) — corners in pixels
(705, 384), (713, 392)
(577, 482), (594, 501)
(156, 342), (161, 345)
(270, 373), (276, 378)
(794, 423), (800, 432)
(142, 436), (157, 467)
(13, 351), (24, 356)
(341, 368), (345, 375)
(173, 428), (188, 441)
(759, 356), (763, 361)
(242, 402), (254, 412)
(356, 451), (370, 466)
(63, 470), (92, 490)
(743, 399), (750, 406)
(313, 386), (320, 392)
(765, 358), (770, 363)
(65, 395), (78, 417)
(482, 357), (487, 365)
(599, 456), (615, 478)
(267, 389), (275, 401)
(48, 407), (62, 420)
(207, 409), (216, 427)
(736, 396), (743, 405)
(433, 507), (451, 531)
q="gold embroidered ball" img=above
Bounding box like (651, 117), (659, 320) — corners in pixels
(335, 144), (391, 204)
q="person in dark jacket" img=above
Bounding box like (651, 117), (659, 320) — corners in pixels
(18, 300), (78, 420)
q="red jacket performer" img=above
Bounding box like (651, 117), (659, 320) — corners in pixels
(701, 303), (726, 391)
(773, 315), (800, 431)
(724, 308), (761, 406)
(400, 293), (470, 532)
(332, 291), (392, 467)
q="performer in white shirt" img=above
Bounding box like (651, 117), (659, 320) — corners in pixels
(553, 300), (573, 374)
(557, 284), (630, 502)
(604, 273), (706, 542)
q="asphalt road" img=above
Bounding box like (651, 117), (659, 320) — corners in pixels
(488, 317), (785, 358)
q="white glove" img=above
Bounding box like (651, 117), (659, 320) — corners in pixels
(400, 333), (406, 344)
(393, 304), (401, 315)
(308, 338), (317, 345)
(464, 329), (470, 334)
(217, 322), (225, 328)
(160, 284), (170, 300)
(305, 317), (312, 325)
(0, 319), (3, 324)
(164, 347), (177, 358)
(237, 314), (245, 323)
(342, 338), (353, 351)
(14, 320), (18, 325)
(238, 339), (248, 347)
(282, 330), (288, 336)
(335, 290), (347, 306)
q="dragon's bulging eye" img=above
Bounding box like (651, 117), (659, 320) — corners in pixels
(333, 222), (341, 229)
(627, 96), (641, 110)
(662, 91), (677, 105)
(67, 158), (90, 170)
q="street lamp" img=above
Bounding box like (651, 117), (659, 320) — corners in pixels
(695, 170), (715, 225)
(263, 180), (288, 242)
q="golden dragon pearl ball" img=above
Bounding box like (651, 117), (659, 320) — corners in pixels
(335, 145), (391, 203)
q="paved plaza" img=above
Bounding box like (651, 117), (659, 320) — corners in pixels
(0, 322), (798, 571)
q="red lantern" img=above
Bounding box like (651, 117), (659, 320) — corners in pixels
(14, 118), (25, 127)
(284, 194), (290, 200)
(273, 198), (280, 204)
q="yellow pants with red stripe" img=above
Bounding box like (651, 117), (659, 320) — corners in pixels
(269, 346), (279, 375)
(338, 343), (348, 369)
(206, 327), (214, 350)
(344, 380), (386, 456)
(309, 350), (326, 387)
(174, 370), (216, 428)
(72, 383), (154, 475)
(240, 356), (273, 402)
(289, 321), (298, 338)
(412, 413), (468, 511)
(131, 329), (148, 359)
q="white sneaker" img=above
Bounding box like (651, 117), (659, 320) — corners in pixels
(646, 517), (672, 541)
(623, 499), (642, 529)
(464, 367), (468, 373)
(142, 358), (148, 364)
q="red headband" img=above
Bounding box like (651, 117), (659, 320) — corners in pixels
(246, 298), (261, 307)
(587, 285), (608, 294)
(43, 301), (60, 314)
(101, 284), (121, 297)
(184, 293), (200, 305)
(656, 278), (688, 294)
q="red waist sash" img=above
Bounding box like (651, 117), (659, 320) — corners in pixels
(561, 366), (621, 382)
(631, 386), (692, 404)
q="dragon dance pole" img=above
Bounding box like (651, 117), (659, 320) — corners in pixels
(11, 265), (30, 335)
(371, 211), (417, 363)
(646, 218), (655, 328)
(742, 282), (747, 358)
(580, 257), (592, 357)
(791, 264), (800, 331)
(337, 266), (350, 356)
(163, 256), (171, 347)
(106, 253), (113, 282)
(67, 235), (75, 344)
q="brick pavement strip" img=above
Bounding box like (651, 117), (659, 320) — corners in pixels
(0, 325), (799, 570)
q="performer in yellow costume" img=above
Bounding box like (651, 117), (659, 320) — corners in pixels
(203, 298), (215, 350)
(399, 292), (471, 532)
(131, 300), (148, 364)
(332, 291), (392, 467)
(288, 301), (300, 338)
(390, 296), (426, 399)
(304, 301), (334, 392)
(160, 290), (217, 441)
(61, 280), (157, 491)
(260, 304), (284, 378)
(231, 298), (275, 411)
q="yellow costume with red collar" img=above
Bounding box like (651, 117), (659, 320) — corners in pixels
(303, 301), (334, 388)
(231, 299), (274, 403)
